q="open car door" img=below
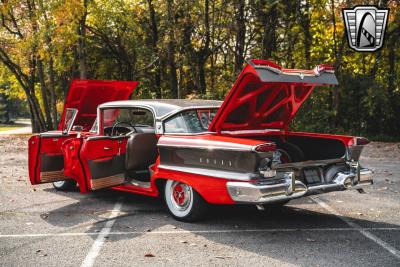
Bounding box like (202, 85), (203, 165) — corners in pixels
(28, 80), (138, 186)
(79, 136), (129, 190)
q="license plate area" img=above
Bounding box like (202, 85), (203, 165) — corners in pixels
(303, 168), (323, 184)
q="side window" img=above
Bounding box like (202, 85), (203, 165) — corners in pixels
(164, 109), (218, 134)
(90, 118), (98, 133)
(62, 108), (78, 134)
(129, 108), (154, 127)
(164, 114), (188, 133)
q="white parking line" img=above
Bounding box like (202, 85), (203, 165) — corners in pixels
(80, 201), (123, 267)
(1, 227), (400, 238)
(311, 196), (400, 259)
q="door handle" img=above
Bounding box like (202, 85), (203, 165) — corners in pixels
(103, 147), (111, 150)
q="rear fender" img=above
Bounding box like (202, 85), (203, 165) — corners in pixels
(152, 167), (235, 205)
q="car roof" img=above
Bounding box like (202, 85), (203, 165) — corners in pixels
(99, 99), (222, 119)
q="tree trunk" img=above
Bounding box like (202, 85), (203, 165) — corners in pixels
(147, 0), (161, 98)
(298, 0), (311, 68)
(37, 59), (53, 129)
(195, 0), (211, 95)
(261, 3), (277, 59)
(48, 58), (58, 128)
(77, 0), (88, 79)
(166, 0), (178, 98)
(38, 0), (58, 128)
(234, 0), (246, 75)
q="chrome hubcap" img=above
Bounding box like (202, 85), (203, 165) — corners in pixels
(170, 181), (192, 211)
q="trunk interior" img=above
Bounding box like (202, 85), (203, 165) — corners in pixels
(249, 133), (347, 162)
(234, 132), (350, 186)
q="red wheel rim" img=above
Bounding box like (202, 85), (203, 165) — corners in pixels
(173, 184), (185, 206)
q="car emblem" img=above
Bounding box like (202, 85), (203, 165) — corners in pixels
(342, 6), (389, 52)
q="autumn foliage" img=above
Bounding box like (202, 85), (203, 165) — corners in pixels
(0, 0), (399, 139)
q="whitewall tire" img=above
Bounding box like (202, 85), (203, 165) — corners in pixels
(164, 180), (208, 222)
(52, 180), (77, 191)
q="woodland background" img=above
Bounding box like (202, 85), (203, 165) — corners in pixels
(0, 0), (399, 139)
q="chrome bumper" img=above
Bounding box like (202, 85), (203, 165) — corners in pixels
(227, 168), (373, 204)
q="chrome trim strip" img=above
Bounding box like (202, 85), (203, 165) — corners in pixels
(254, 65), (335, 77)
(162, 131), (216, 136)
(158, 164), (253, 181)
(157, 136), (257, 152)
(86, 135), (129, 141)
(221, 129), (282, 135)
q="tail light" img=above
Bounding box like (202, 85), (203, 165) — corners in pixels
(254, 143), (276, 152)
(356, 137), (370, 146)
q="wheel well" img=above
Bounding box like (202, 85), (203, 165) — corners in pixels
(155, 178), (167, 197)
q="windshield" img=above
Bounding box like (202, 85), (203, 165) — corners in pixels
(164, 109), (218, 134)
(101, 107), (155, 135)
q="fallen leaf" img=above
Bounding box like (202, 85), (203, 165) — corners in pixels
(215, 256), (225, 259)
(146, 229), (152, 232)
(144, 253), (155, 257)
(180, 240), (188, 244)
(356, 212), (363, 216)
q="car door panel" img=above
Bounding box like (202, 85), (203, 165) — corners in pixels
(80, 137), (128, 190)
(28, 133), (75, 185)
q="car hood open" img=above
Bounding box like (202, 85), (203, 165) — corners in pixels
(208, 59), (338, 133)
(59, 80), (138, 131)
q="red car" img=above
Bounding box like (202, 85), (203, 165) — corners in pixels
(28, 60), (373, 221)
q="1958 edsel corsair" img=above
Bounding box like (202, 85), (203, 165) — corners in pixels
(28, 59), (373, 221)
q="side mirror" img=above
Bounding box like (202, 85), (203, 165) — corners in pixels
(72, 125), (84, 132)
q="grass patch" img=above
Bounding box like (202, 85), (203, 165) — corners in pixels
(0, 124), (25, 132)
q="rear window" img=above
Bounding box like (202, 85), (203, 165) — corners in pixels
(164, 109), (218, 134)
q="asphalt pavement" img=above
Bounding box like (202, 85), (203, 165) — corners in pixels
(0, 137), (399, 267)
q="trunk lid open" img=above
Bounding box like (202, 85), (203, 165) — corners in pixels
(208, 60), (338, 133)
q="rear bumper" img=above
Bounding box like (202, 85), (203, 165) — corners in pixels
(227, 168), (373, 204)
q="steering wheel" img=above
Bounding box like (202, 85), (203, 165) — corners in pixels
(111, 121), (137, 136)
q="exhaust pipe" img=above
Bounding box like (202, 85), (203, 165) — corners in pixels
(333, 172), (355, 189)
